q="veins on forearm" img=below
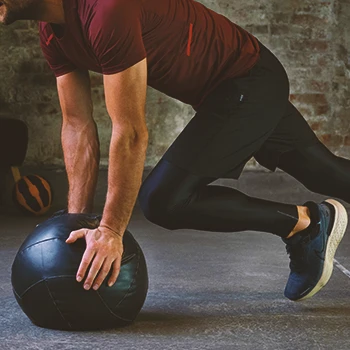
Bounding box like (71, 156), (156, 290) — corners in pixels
(62, 120), (100, 213)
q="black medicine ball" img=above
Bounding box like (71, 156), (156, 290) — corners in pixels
(11, 213), (149, 331)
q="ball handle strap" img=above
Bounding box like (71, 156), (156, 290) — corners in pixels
(11, 167), (21, 183)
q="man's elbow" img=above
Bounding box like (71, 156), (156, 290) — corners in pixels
(132, 128), (149, 146)
(113, 124), (149, 148)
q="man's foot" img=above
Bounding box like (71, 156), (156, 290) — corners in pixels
(283, 199), (348, 301)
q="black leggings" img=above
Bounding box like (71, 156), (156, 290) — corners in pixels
(138, 141), (350, 239)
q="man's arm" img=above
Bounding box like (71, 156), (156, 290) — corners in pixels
(66, 58), (148, 291)
(100, 57), (148, 233)
(57, 69), (100, 213)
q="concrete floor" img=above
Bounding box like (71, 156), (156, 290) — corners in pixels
(0, 168), (350, 350)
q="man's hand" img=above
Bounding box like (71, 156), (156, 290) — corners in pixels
(66, 226), (124, 290)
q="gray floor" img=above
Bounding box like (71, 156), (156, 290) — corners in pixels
(1, 168), (350, 350)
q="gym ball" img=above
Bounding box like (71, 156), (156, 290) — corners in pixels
(13, 175), (52, 215)
(11, 213), (149, 330)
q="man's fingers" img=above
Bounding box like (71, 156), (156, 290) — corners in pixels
(92, 258), (114, 290)
(66, 229), (86, 243)
(76, 248), (95, 283)
(108, 258), (122, 287)
(83, 255), (105, 290)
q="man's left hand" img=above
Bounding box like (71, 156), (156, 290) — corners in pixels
(66, 226), (124, 290)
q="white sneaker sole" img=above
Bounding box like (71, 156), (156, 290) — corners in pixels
(297, 199), (348, 302)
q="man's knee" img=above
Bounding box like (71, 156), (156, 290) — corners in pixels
(138, 181), (180, 230)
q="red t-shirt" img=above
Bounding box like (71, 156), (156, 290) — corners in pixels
(39, 0), (260, 110)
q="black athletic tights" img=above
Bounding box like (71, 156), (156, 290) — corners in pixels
(138, 141), (350, 239)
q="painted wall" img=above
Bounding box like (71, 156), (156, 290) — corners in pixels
(0, 0), (349, 169)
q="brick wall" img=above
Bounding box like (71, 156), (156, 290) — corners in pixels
(0, 0), (349, 169)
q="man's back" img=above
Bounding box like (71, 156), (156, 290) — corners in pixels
(39, 0), (260, 108)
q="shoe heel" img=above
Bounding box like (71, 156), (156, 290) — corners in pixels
(298, 199), (348, 301)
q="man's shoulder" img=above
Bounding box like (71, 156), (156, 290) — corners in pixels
(38, 22), (49, 31)
(84, 0), (140, 20)
(81, 0), (141, 36)
(38, 22), (51, 39)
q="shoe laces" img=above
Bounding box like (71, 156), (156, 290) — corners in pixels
(285, 235), (311, 273)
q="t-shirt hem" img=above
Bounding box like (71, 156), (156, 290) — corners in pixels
(101, 54), (147, 75)
(53, 68), (78, 78)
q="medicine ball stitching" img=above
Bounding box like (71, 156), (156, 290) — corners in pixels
(17, 236), (134, 282)
(95, 291), (134, 323)
(95, 244), (142, 322)
(19, 276), (134, 327)
(18, 238), (61, 257)
(23, 176), (44, 209)
(121, 253), (136, 265)
(12, 218), (148, 329)
(12, 287), (22, 301)
(15, 277), (48, 298)
(44, 279), (73, 329)
(15, 238), (71, 297)
(16, 248), (140, 313)
(114, 242), (142, 310)
(36, 214), (100, 230)
(46, 276), (133, 327)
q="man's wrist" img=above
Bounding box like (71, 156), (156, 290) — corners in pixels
(99, 222), (124, 238)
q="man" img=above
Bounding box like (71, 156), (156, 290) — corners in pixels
(1, 0), (349, 302)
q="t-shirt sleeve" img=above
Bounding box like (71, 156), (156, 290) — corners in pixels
(39, 23), (77, 77)
(88, 0), (147, 75)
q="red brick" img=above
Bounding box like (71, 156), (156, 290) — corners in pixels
(271, 12), (291, 24)
(317, 56), (329, 67)
(271, 24), (312, 37)
(344, 136), (350, 146)
(291, 14), (328, 27)
(296, 1), (332, 14)
(308, 80), (330, 93)
(290, 40), (329, 52)
(335, 66), (346, 77)
(312, 28), (330, 40)
(283, 52), (318, 68)
(314, 104), (330, 115)
(269, 37), (291, 50)
(244, 24), (269, 35)
(310, 122), (321, 131)
(290, 94), (328, 105)
(319, 134), (344, 147)
(320, 134), (331, 143)
(296, 106), (313, 117)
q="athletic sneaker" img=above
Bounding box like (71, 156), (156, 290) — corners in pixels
(283, 199), (348, 301)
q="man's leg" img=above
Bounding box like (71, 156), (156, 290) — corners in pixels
(139, 154), (347, 303)
(254, 101), (350, 205)
(253, 101), (349, 301)
(139, 158), (309, 240)
(277, 141), (350, 204)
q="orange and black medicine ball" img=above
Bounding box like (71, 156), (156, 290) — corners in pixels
(13, 175), (52, 215)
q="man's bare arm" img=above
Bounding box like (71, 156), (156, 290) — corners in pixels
(65, 59), (148, 291)
(57, 69), (100, 213)
(100, 58), (149, 234)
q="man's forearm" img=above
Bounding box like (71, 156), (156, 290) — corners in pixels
(100, 130), (148, 235)
(62, 119), (100, 213)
